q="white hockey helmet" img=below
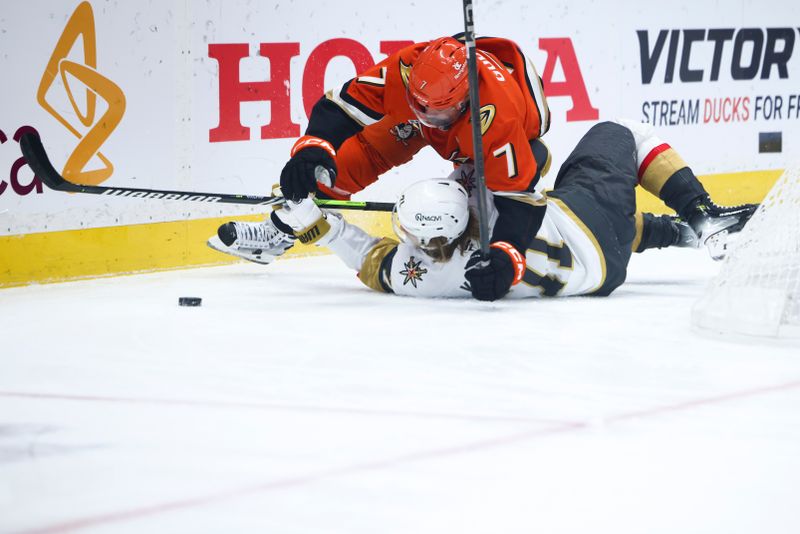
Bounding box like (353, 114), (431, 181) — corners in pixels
(392, 179), (470, 249)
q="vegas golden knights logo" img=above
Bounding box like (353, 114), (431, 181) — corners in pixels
(37, 1), (126, 185)
(400, 257), (427, 288)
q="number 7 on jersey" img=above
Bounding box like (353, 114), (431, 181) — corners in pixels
(492, 142), (518, 179)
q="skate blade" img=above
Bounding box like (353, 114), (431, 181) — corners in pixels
(705, 230), (733, 261)
(206, 236), (278, 265)
(696, 215), (741, 244)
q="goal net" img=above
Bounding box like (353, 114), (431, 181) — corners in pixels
(692, 166), (800, 338)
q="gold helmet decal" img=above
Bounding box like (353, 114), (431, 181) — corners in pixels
(479, 104), (496, 135)
(37, 1), (126, 185)
(399, 59), (412, 88)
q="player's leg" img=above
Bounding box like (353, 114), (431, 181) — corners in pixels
(615, 118), (757, 249)
(549, 121), (639, 295)
(631, 212), (697, 253)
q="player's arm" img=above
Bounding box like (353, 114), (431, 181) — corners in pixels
(465, 121), (548, 301)
(281, 44), (422, 201)
(465, 189), (546, 301)
(305, 55), (397, 150)
(272, 198), (399, 293)
(307, 41), (424, 144)
(484, 120), (549, 252)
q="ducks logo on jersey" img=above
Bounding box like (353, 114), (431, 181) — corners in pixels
(390, 121), (422, 146)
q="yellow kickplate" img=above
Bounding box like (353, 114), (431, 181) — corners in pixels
(0, 211), (393, 288)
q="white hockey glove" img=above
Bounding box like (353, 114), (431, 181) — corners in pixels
(273, 197), (343, 246)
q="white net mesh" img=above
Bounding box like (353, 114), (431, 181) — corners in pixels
(692, 166), (800, 338)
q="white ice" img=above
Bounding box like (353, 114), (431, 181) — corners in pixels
(1, 248), (799, 534)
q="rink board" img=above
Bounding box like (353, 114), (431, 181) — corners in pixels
(0, 169), (781, 288)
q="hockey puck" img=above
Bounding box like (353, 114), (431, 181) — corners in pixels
(178, 297), (202, 307)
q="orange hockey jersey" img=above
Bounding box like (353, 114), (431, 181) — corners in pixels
(321, 36), (551, 195)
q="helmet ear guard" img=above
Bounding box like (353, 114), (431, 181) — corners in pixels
(392, 180), (470, 251)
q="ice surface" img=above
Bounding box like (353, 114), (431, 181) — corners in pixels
(1, 249), (799, 534)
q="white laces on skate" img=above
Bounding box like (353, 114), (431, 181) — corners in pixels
(232, 221), (291, 250)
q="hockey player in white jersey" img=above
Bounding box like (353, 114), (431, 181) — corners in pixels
(278, 176), (609, 298)
(265, 120), (756, 300)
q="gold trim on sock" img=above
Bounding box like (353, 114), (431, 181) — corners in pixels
(641, 149), (689, 197)
(631, 212), (644, 252)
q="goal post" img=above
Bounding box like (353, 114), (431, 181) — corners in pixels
(692, 165), (800, 338)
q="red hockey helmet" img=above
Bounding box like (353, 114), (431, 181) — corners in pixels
(407, 37), (469, 130)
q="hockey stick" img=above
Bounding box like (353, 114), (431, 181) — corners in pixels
(18, 133), (395, 212)
(462, 0), (491, 260)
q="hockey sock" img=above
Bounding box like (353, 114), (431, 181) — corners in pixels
(616, 119), (707, 218)
(632, 212), (680, 253)
(638, 144), (707, 217)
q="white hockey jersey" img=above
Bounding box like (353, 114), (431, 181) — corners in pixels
(325, 187), (606, 299)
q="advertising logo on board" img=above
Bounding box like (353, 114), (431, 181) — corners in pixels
(0, 127), (43, 198)
(636, 27), (800, 135)
(207, 37), (599, 143)
(37, 1), (126, 185)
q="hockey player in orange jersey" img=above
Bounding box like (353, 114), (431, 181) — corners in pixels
(300, 35), (551, 200)
(211, 35), (553, 301)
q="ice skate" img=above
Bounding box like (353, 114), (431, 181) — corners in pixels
(682, 195), (759, 260)
(207, 218), (295, 265)
(666, 216), (700, 249)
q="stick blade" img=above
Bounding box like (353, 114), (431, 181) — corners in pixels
(19, 133), (74, 191)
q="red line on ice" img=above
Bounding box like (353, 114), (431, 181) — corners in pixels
(9, 379), (800, 534)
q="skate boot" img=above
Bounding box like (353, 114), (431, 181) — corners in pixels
(681, 195), (759, 260)
(669, 216), (701, 248)
(207, 215), (296, 265)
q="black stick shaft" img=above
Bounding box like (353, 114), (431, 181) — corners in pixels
(462, 0), (491, 259)
(18, 133), (394, 212)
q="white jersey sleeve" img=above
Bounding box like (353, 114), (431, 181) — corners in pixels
(323, 212), (382, 271)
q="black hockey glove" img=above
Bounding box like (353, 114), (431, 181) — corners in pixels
(465, 242), (525, 301)
(280, 136), (337, 201)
